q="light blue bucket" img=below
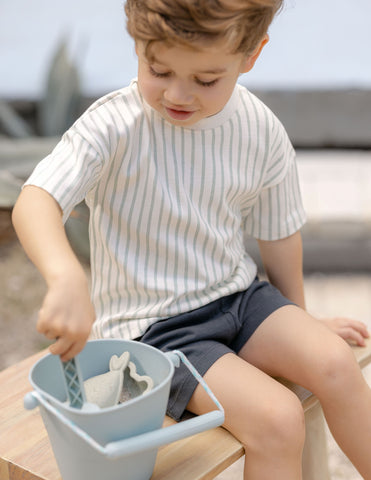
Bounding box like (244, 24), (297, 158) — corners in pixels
(24, 339), (224, 480)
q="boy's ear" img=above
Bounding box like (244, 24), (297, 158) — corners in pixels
(240, 34), (269, 74)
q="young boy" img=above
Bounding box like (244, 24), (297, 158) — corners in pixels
(12, 1), (371, 478)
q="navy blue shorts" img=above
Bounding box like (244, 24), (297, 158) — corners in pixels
(139, 278), (294, 420)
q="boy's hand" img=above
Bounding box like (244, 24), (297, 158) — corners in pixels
(320, 317), (370, 347)
(37, 270), (95, 362)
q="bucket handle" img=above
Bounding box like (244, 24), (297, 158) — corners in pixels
(24, 350), (224, 459)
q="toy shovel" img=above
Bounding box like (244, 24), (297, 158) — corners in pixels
(60, 357), (86, 409)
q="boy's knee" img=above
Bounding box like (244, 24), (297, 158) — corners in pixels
(314, 336), (358, 393)
(262, 393), (305, 452)
(242, 390), (305, 456)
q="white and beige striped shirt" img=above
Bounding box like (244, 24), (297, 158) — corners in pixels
(25, 80), (306, 340)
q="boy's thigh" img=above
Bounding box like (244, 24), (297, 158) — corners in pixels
(186, 352), (304, 443)
(238, 304), (352, 387)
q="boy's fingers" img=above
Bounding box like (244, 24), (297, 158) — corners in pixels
(323, 317), (369, 337)
(49, 337), (87, 362)
(342, 319), (369, 338)
(49, 337), (73, 358)
(356, 322), (370, 337)
(60, 340), (87, 362)
(346, 330), (366, 347)
(43, 329), (59, 340)
(337, 326), (367, 347)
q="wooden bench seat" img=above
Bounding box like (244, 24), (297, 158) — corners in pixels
(1, 340), (370, 480)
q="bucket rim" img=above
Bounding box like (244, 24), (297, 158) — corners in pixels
(28, 339), (175, 414)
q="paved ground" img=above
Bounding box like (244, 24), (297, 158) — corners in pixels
(297, 149), (371, 224)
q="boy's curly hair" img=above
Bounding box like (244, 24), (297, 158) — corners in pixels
(125, 0), (283, 57)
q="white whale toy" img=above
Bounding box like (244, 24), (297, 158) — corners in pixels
(83, 351), (154, 409)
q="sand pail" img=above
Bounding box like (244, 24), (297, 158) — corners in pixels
(24, 339), (224, 480)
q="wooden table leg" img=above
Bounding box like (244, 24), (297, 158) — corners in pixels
(302, 402), (331, 480)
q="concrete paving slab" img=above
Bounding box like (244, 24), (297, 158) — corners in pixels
(297, 150), (371, 222)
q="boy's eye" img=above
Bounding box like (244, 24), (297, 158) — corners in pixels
(149, 65), (219, 87)
(149, 66), (170, 78)
(195, 78), (219, 88)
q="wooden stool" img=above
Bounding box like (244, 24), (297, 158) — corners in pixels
(1, 340), (370, 480)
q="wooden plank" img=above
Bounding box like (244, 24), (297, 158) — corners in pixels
(302, 404), (331, 480)
(353, 341), (371, 369)
(152, 418), (244, 480)
(0, 339), (370, 480)
(0, 350), (60, 480)
(0, 350), (243, 480)
(0, 458), (10, 480)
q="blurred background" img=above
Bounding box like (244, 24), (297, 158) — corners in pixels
(0, 1), (370, 478)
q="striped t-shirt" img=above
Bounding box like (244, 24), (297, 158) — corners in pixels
(25, 80), (306, 340)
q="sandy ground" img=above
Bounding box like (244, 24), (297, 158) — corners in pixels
(0, 214), (89, 369)
(1, 220), (371, 479)
(0, 218), (47, 369)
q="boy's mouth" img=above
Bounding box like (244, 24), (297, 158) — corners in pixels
(165, 107), (195, 121)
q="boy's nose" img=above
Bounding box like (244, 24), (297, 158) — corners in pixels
(164, 80), (194, 105)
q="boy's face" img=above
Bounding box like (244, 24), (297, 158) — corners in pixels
(136, 41), (263, 127)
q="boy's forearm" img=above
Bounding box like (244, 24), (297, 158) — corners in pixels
(257, 231), (306, 309)
(13, 186), (94, 361)
(12, 185), (85, 285)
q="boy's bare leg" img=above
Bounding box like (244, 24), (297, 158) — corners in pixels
(239, 305), (371, 479)
(187, 353), (305, 480)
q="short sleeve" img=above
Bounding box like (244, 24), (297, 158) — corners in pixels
(243, 157), (307, 241)
(23, 85), (140, 224)
(24, 129), (103, 223)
